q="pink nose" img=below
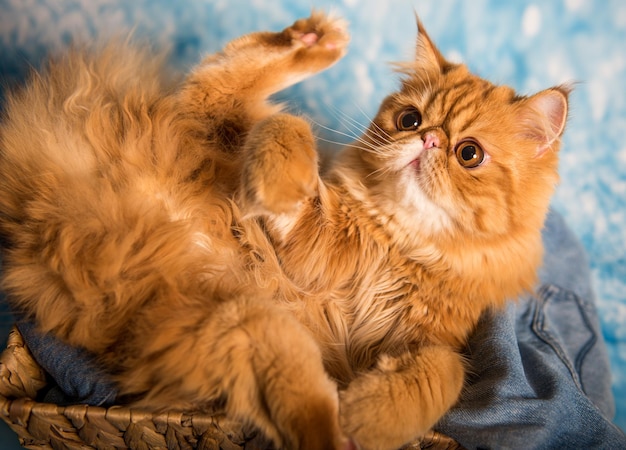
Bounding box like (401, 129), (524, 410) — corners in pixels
(422, 132), (440, 149)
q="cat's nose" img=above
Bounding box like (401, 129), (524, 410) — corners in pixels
(422, 131), (440, 150)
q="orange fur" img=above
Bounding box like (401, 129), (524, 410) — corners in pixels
(0, 12), (568, 450)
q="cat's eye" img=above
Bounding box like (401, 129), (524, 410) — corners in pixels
(395, 107), (422, 131)
(454, 139), (485, 168)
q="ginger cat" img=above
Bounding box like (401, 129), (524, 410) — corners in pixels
(0, 11), (568, 450)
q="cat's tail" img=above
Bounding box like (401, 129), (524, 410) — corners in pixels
(0, 41), (174, 237)
(0, 41), (220, 352)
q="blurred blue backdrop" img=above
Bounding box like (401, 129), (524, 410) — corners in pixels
(0, 0), (624, 446)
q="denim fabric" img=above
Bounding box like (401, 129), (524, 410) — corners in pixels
(0, 250), (117, 406)
(436, 210), (626, 448)
(3, 210), (625, 447)
(14, 319), (117, 406)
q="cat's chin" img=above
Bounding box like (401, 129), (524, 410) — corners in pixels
(376, 174), (453, 243)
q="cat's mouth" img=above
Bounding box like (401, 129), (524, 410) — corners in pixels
(405, 142), (431, 174)
(399, 142), (428, 175)
(409, 158), (422, 173)
(408, 149), (426, 174)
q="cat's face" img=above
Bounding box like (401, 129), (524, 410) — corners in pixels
(345, 21), (568, 245)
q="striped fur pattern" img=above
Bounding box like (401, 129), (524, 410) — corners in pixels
(0, 12), (568, 450)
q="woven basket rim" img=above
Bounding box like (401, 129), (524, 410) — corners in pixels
(0, 326), (256, 449)
(0, 325), (464, 449)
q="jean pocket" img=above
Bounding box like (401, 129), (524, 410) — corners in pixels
(532, 284), (597, 393)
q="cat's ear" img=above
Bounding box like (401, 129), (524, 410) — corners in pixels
(414, 15), (452, 73)
(518, 86), (570, 157)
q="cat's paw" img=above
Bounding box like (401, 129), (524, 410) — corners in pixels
(340, 349), (464, 450)
(242, 113), (318, 216)
(340, 378), (404, 450)
(339, 371), (425, 450)
(208, 12), (349, 100)
(284, 11), (350, 68)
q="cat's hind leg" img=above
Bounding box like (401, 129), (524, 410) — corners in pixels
(128, 297), (347, 450)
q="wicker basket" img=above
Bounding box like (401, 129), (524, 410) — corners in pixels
(0, 326), (463, 449)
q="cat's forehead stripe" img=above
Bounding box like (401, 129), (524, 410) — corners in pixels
(422, 78), (492, 134)
(421, 79), (473, 115)
(447, 91), (488, 134)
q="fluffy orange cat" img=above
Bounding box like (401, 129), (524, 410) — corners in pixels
(0, 11), (568, 450)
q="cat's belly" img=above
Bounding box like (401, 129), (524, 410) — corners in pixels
(299, 298), (415, 385)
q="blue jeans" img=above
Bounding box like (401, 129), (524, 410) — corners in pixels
(7, 210), (626, 448)
(436, 210), (626, 448)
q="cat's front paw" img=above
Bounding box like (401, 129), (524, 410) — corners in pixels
(284, 11), (350, 69)
(340, 376), (410, 450)
(340, 349), (464, 450)
(242, 113), (318, 215)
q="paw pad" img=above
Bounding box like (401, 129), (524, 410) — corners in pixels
(299, 32), (319, 47)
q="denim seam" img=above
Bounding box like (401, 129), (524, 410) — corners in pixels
(568, 292), (597, 385)
(543, 286), (597, 384)
(532, 284), (595, 395)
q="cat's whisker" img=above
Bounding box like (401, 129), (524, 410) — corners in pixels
(364, 169), (383, 180)
(345, 117), (394, 149)
(309, 117), (359, 142)
(315, 131), (384, 156)
(341, 141), (388, 157)
(349, 138), (389, 156)
(348, 110), (396, 151)
(310, 118), (387, 156)
(328, 105), (371, 137)
(365, 164), (394, 180)
(315, 135), (351, 150)
(352, 103), (394, 143)
(367, 128), (394, 148)
(326, 105), (394, 150)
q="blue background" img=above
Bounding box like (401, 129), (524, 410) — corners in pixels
(0, 0), (624, 446)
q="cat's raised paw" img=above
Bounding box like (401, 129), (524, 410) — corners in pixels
(286, 11), (350, 61)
